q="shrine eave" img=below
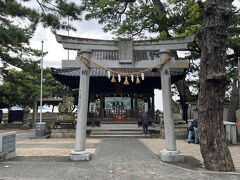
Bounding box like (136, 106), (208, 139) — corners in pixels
(50, 67), (184, 78)
(50, 67), (186, 91)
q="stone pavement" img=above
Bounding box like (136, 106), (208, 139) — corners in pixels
(0, 132), (240, 180)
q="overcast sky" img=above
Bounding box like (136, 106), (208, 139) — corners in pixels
(29, 0), (240, 110)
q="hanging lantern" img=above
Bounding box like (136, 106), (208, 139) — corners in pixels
(141, 73), (144, 80)
(107, 71), (111, 79)
(124, 76), (129, 85)
(131, 75), (134, 82)
(111, 75), (116, 83)
(118, 74), (121, 82)
(136, 76), (140, 84)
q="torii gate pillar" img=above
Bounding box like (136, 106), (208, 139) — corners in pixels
(69, 49), (91, 161)
(159, 49), (184, 162)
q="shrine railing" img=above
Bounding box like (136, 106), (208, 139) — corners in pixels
(104, 109), (136, 118)
(88, 109), (140, 119)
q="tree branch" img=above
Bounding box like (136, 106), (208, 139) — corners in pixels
(36, 0), (61, 14)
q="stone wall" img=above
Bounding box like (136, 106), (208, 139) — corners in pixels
(187, 102), (230, 121)
(51, 128), (76, 138)
(0, 131), (16, 160)
(1, 112), (59, 124)
(159, 124), (188, 139)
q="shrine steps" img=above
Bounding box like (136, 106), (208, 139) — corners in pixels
(90, 130), (150, 138)
(90, 122), (150, 138)
(100, 122), (138, 129)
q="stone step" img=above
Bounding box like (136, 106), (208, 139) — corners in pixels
(90, 134), (150, 138)
(100, 123), (138, 129)
(92, 128), (142, 131)
(91, 130), (143, 135)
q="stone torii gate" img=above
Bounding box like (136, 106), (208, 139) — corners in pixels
(55, 34), (194, 162)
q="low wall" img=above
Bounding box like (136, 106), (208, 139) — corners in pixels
(51, 128), (76, 138)
(0, 131), (16, 160)
(2, 112), (59, 123)
(159, 124), (188, 139)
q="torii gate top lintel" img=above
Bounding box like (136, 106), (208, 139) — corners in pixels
(55, 34), (193, 69)
(56, 34), (194, 52)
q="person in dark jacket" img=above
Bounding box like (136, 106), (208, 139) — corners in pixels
(187, 119), (199, 144)
(141, 111), (149, 135)
(0, 109), (2, 123)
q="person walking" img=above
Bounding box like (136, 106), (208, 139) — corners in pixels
(0, 109), (2, 123)
(141, 111), (149, 135)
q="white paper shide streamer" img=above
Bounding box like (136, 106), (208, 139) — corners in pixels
(107, 71), (111, 79)
(141, 73), (144, 80)
(131, 75), (134, 82)
(118, 74), (121, 82)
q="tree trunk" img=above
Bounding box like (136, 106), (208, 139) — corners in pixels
(23, 105), (30, 128)
(152, 0), (166, 16)
(32, 96), (38, 128)
(227, 66), (239, 122)
(198, 0), (235, 171)
(175, 79), (195, 102)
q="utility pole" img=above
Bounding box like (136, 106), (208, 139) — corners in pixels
(40, 40), (44, 123)
(36, 41), (46, 137)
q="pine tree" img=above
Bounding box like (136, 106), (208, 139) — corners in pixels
(0, 0), (82, 73)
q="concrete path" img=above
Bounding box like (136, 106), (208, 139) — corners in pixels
(0, 138), (240, 180)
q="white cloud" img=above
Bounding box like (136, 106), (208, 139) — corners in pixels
(29, 19), (114, 68)
(233, 0), (240, 8)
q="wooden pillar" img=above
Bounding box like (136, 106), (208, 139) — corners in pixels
(100, 95), (104, 119)
(131, 96), (134, 110)
(134, 95), (139, 119)
(152, 93), (155, 122)
(131, 96), (134, 118)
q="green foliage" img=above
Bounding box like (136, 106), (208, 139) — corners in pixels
(0, 62), (40, 107)
(0, 0), (82, 108)
(81, 0), (204, 38)
(0, 66), (70, 108)
(0, 0), (82, 73)
(80, 0), (239, 98)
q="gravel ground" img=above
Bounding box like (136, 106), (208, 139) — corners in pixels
(140, 138), (240, 172)
(16, 138), (102, 156)
(1, 129), (239, 173)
